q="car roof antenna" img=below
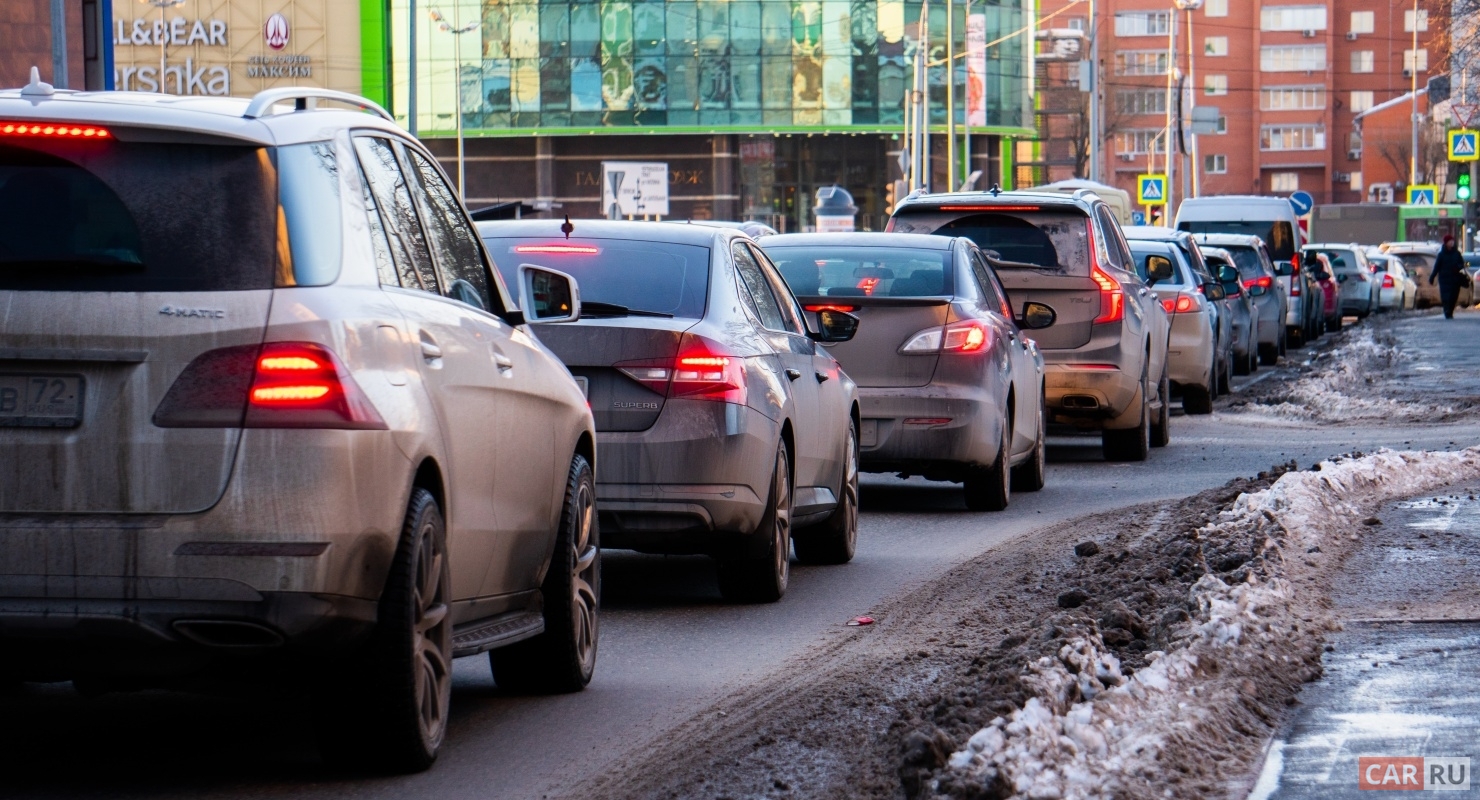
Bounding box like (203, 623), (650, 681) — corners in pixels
(561, 214), (574, 240)
(988, 183), (1002, 197)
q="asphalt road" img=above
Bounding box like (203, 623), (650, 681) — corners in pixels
(4, 311), (1479, 800)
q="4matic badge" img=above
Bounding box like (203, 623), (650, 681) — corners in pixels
(159, 305), (225, 319)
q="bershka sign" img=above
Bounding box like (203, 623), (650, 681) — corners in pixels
(1358, 757), (1470, 791)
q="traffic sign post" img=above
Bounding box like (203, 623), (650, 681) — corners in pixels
(1453, 105), (1480, 129)
(1408, 184), (1439, 205)
(1448, 130), (1479, 162)
(1288, 190), (1315, 216)
(1137, 174), (1167, 222)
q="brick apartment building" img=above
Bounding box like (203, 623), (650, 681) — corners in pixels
(1, 0), (108, 91)
(1031, 0), (1451, 208)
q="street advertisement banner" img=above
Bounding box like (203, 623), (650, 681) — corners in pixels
(965, 14), (987, 128)
(601, 162), (670, 218)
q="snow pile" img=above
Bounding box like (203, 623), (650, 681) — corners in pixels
(939, 448), (1480, 800)
(1231, 326), (1457, 421)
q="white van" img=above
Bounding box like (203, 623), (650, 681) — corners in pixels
(1175, 196), (1304, 336)
(1027, 179), (1134, 225)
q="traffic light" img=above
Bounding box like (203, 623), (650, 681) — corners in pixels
(1459, 172), (1473, 202)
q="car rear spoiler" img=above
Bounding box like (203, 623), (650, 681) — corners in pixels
(794, 296), (952, 307)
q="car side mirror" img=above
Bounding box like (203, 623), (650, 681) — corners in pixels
(1205, 282), (1227, 301)
(1017, 301), (1057, 330)
(807, 308), (860, 343)
(1145, 255), (1174, 286)
(1275, 261), (1294, 277)
(517, 263), (582, 323)
(1217, 264), (1239, 284)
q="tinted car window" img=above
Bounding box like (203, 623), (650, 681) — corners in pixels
(1309, 248), (1359, 273)
(277, 142), (343, 287)
(970, 251), (1011, 316)
(353, 137), (439, 293)
(767, 246), (954, 298)
(1097, 207), (1132, 272)
(407, 149), (493, 311)
(732, 244), (789, 331)
(895, 209), (1092, 276)
(482, 236), (710, 318)
(750, 244), (807, 335)
(1179, 220), (1296, 261)
(0, 140), (277, 292)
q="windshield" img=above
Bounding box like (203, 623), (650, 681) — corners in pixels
(1178, 220), (1296, 261)
(891, 208), (1092, 276)
(764, 246), (954, 297)
(1309, 249), (1359, 272)
(1396, 253), (1435, 272)
(0, 140), (279, 292)
(481, 237), (710, 318)
(1129, 245), (1189, 286)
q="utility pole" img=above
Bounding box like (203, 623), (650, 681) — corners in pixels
(49, 0), (68, 89)
(1410, 0), (1420, 186)
(430, 7), (479, 197)
(1163, 5), (1178, 218)
(1087, 0), (1100, 183)
(409, 0), (419, 136)
(946, 0), (956, 191)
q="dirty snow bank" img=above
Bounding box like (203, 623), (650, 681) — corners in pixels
(936, 448), (1480, 800)
(1228, 326), (1460, 421)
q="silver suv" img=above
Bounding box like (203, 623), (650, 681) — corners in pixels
(0, 78), (597, 771)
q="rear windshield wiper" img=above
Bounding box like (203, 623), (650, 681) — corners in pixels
(578, 301), (674, 318)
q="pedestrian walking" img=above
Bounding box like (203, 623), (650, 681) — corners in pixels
(1429, 235), (1469, 319)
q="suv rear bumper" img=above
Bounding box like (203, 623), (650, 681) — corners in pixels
(855, 386), (1004, 476)
(0, 589), (377, 681)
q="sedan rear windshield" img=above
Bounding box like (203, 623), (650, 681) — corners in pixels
(1128, 245), (1189, 286)
(1396, 253), (1435, 271)
(764, 246), (954, 297)
(892, 209), (1091, 276)
(1219, 246), (1269, 280)
(1178, 220), (1296, 261)
(1308, 249), (1359, 272)
(482, 237), (710, 319)
(0, 139), (280, 292)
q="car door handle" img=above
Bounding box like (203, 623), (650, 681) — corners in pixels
(785, 368), (802, 381)
(491, 345), (514, 373)
(814, 370), (829, 383)
(419, 334), (443, 362)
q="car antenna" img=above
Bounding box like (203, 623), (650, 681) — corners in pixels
(561, 214), (574, 240)
(988, 183), (1002, 197)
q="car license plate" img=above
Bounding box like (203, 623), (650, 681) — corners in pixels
(573, 376), (589, 398)
(0, 374), (85, 428)
(859, 419), (878, 448)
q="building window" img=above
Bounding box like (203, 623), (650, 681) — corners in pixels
(1115, 89), (1167, 115)
(1261, 46), (1327, 72)
(1116, 129), (1167, 155)
(1350, 172), (1363, 191)
(1404, 9), (1428, 32)
(1270, 173), (1300, 193)
(1260, 6), (1328, 32)
(1115, 11), (1171, 37)
(1352, 51), (1375, 74)
(1260, 85), (1326, 110)
(1204, 0), (1228, 18)
(1204, 154), (1228, 174)
(1115, 51), (1170, 76)
(1405, 49), (1429, 72)
(1349, 91), (1375, 112)
(1217, 116), (1228, 134)
(1261, 125), (1327, 151)
(1067, 17), (1087, 32)
(1204, 37), (1228, 56)
(1350, 11), (1374, 34)
(1204, 75), (1228, 96)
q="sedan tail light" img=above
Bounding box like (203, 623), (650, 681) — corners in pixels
(614, 335), (748, 404)
(154, 342), (387, 429)
(1160, 293), (1198, 315)
(900, 321), (992, 354)
(1382, 274), (1396, 288)
(1242, 276), (1273, 291)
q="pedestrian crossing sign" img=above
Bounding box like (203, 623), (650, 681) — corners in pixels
(1449, 130), (1479, 162)
(1137, 174), (1167, 206)
(1407, 184), (1438, 205)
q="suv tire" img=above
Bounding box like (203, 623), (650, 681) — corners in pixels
(964, 423), (1011, 511)
(794, 421), (859, 565)
(490, 453), (600, 693)
(1010, 398), (1047, 492)
(1102, 373), (1150, 463)
(718, 442), (791, 603)
(320, 487), (452, 774)
(1149, 366), (1170, 448)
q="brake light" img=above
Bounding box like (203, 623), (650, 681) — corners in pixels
(803, 304), (859, 313)
(1242, 276), (1273, 291)
(614, 336), (748, 404)
(857, 277), (880, 295)
(0, 122), (110, 138)
(1291, 256), (1301, 275)
(900, 321), (993, 354)
(513, 244), (600, 255)
(153, 342), (387, 430)
(1382, 274), (1395, 288)
(936, 205), (1044, 212)
(1091, 264), (1124, 324)
(1160, 294), (1197, 314)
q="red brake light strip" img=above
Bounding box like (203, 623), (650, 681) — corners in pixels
(513, 244), (599, 254)
(0, 122), (110, 138)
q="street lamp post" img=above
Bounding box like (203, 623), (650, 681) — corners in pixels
(430, 7), (479, 198)
(139, 0), (186, 94)
(1175, 0), (1204, 201)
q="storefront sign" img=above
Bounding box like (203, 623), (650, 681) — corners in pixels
(965, 14), (987, 128)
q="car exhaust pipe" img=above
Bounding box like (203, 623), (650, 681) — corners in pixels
(1061, 395), (1100, 410)
(172, 619), (285, 649)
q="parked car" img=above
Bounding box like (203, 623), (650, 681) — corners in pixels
(686, 219), (780, 238)
(1304, 244), (1379, 320)
(759, 232), (1053, 509)
(1174, 196), (1306, 347)
(888, 190), (1172, 461)
(1127, 240), (1222, 414)
(478, 220), (861, 601)
(1123, 226), (1235, 395)
(1366, 250), (1417, 311)
(0, 84), (601, 771)
(1381, 242), (1473, 309)
(1303, 251), (1342, 332)
(1192, 233), (1287, 364)
(1202, 247), (1260, 376)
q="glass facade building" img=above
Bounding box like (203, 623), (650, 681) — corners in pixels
(380, 0), (1033, 136)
